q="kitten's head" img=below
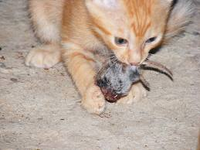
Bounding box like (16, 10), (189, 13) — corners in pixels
(86, 0), (173, 65)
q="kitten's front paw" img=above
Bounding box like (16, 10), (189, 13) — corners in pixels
(82, 84), (106, 114)
(117, 83), (147, 104)
(25, 46), (61, 68)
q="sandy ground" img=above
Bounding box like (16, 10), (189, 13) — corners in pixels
(0, 0), (200, 150)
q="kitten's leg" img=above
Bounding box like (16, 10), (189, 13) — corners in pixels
(117, 83), (147, 104)
(26, 0), (63, 68)
(25, 44), (61, 68)
(62, 43), (106, 114)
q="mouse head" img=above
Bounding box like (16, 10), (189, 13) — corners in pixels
(96, 60), (140, 102)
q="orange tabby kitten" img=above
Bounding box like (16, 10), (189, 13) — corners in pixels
(26, 0), (193, 114)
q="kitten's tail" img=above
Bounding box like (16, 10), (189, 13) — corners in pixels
(164, 0), (195, 43)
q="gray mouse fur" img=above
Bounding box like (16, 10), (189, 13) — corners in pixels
(96, 60), (140, 102)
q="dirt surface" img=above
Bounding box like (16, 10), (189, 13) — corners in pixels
(0, 0), (200, 150)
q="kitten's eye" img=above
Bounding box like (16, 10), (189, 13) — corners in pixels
(115, 37), (128, 46)
(146, 37), (157, 44)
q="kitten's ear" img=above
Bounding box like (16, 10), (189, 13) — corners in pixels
(86, 0), (120, 9)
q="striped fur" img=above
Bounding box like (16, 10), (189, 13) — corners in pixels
(26, 0), (194, 114)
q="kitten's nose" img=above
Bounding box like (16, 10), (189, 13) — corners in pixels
(130, 61), (140, 66)
(128, 50), (142, 66)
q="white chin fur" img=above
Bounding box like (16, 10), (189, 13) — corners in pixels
(93, 0), (118, 8)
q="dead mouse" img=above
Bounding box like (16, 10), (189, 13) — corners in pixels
(95, 58), (173, 103)
(96, 60), (140, 102)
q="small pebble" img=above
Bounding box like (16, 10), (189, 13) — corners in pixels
(0, 62), (6, 68)
(10, 78), (18, 82)
(192, 31), (200, 36)
(0, 56), (5, 60)
(37, 118), (43, 120)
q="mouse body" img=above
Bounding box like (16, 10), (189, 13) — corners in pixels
(95, 58), (173, 102)
(96, 60), (140, 102)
